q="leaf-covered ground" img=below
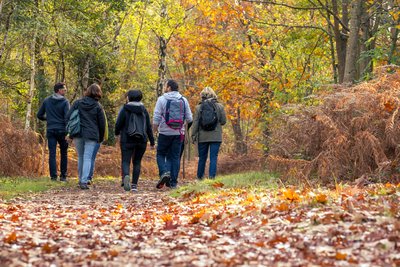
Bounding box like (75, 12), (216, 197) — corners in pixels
(0, 179), (399, 266)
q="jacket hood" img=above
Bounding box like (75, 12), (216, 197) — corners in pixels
(163, 91), (182, 100)
(79, 96), (99, 111)
(124, 102), (144, 114)
(50, 93), (67, 103)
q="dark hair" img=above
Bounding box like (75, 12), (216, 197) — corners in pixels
(85, 83), (102, 100)
(166, 79), (179, 91)
(127, 89), (143, 102)
(54, 82), (65, 93)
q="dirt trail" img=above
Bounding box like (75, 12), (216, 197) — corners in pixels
(1, 179), (399, 266)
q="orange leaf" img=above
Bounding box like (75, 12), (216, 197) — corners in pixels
(212, 182), (224, 188)
(190, 209), (206, 224)
(42, 243), (53, 253)
(335, 252), (347, 260)
(384, 101), (395, 112)
(160, 214), (172, 222)
(282, 189), (300, 202)
(4, 232), (17, 244)
(10, 214), (19, 222)
(275, 202), (289, 211)
(108, 249), (119, 257)
(315, 194), (328, 204)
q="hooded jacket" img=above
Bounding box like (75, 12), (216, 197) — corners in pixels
(37, 93), (70, 131)
(115, 102), (155, 145)
(191, 98), (226, 143)
(66, 96), (106, 142)
(153, 91), (193, 136)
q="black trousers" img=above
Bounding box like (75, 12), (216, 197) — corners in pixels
(121, 142), (147, 185)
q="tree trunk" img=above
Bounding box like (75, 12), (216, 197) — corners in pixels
(343, 0), (363, 84)
(388, 16), (400, 64)
(82, 55), (90, 91)
(0, 0), (4, 19)
(331, 0), (349, 83)
(231, 107), (247, 155)
(36, 39), (47, 140)
(25, 1), (41, 130)
(0, 6), (13, 62)
(156, 4), (167, 98)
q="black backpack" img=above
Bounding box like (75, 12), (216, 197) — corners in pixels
(199, 99), (218, 131)
(126, 111), (147, 140)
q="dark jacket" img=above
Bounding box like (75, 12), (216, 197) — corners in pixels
(115, 102), (155, 146)
(66, 96), (106, 142)
(191, 98), (227, 143)
(37, 94), (70, 131)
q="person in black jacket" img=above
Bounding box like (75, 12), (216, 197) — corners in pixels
(37, 82), (70, 181)
(115, 90), (155, 192)
(66, 83), (106, 190)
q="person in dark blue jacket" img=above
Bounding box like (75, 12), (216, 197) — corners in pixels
(115, 90), (155, 192)
(37, 82), (70, 181)
(66, 83), (106, 190)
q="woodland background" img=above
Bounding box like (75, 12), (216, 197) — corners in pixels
(0, 0), (399, 182)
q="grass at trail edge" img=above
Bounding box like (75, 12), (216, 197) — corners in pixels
(0, 177), (71, 201)
(170, 171), (279, 198)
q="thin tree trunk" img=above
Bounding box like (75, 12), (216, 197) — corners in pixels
(343, 0), (363, 84)
(156, 4), (167, 98)
(0, 0), (4, 19)
(388, 16), (400, 64)
(133, 4), (147, 66)
(82, 55), (90, 92)
(0, 6), (13, 62)
(25, 2), (40, 130)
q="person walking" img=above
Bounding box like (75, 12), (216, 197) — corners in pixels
(87, 110), (109, 185)
(153, 79), (192, 189)
(191, 87), (226, 180)
(37, 82), (70, 181)
(115, 89), (155, 192)
(66, 83), (106, 190)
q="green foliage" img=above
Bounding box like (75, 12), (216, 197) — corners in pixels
(170, 171), (278, 198)
(0, 177), (71, 200)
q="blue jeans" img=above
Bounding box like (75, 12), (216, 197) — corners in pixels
(156, 134), (182, 187)
(47, 129), (68, 179)
(197, 142), (221, 179)
(73, 138), (97, 184)
(88, 142), (101, 181)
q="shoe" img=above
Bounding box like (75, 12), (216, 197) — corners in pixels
(87, 180), (91, 185)
(170, 185), (178, 189)
(156, 172), (170, 189)
(165, 179), (171, 188)
(123, 175), (131, 191)
(60, 177), (67, 182)
(51, 177), (57, 181)
(79, 183), (89, 190)
(131, 184), (138, 193)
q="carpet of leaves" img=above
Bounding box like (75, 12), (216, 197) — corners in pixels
(0, 180), (399, 266)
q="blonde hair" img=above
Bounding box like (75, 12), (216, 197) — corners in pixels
(200, 87), (217, 100)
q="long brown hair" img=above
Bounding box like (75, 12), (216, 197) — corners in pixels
(85, 83), (102, 100)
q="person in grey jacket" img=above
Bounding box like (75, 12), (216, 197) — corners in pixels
(191, 87), (226, 180)
(153, 79), (192, 189)
(37, 82), (70, 181)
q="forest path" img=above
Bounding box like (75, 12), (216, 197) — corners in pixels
(1, 178), (399, 266)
